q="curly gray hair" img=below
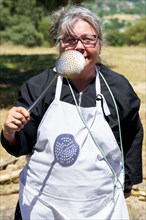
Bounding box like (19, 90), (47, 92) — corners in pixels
(49, 6), (103, 48)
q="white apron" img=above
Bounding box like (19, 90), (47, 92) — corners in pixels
(19, 72), (129, 220)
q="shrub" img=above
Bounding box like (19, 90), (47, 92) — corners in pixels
(123, 17), (146, 46)
(105, 30), (125, 46)
(1, 23), (43, 47)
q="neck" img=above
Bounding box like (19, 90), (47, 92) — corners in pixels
(69, 66), (96, 92)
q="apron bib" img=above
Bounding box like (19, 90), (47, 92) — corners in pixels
(19, 72), (129, 220)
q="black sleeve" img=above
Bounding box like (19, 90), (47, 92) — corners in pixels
(0, 68), (57, 157)
(120, 83), (143, 185)
(113, 76), (143, 185)
(100, 64), (143, 185)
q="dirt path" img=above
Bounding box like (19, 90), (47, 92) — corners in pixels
(0, 194), (18, 220)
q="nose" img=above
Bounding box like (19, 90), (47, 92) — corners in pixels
(75, 39), (85, 49)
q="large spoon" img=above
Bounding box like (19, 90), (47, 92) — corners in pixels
(28, 50), (85, 113)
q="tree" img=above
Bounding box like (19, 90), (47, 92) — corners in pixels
(36, 0), (87, 13)
(0, 0), (88, 46)
(123, 17), (146, 46)
(105, 30), (126, 46)
(0, 0), (145, 47)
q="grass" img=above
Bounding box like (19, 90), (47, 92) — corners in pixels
(101, 46), (145, 83)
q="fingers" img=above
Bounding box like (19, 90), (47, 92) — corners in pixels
(3, 106), (30, 135)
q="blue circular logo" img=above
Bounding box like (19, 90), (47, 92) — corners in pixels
(54, 134), (80, 167)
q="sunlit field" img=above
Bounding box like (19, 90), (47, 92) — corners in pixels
(1, 44), (145, 82)
(101, 46), (145, 83)
(1, 44), (144, 83)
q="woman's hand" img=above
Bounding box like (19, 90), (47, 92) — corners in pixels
(2, 107), (30, 144)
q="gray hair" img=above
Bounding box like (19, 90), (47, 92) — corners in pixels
(49, 6), (103, 48)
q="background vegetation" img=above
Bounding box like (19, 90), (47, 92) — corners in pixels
(0, 0), (145, 108)
(0, 0), (145, 47)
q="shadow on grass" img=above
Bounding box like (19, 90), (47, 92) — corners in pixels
(0, 53), (57, 108)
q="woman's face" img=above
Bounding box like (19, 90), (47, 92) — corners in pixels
(59, 19), (101, 70)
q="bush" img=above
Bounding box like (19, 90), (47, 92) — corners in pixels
(105, 30), (125, 46)
(123, 17), (146, 46)
(38, 16), (51, 46)
(1, 23), (44, 47)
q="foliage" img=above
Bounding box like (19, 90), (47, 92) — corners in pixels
(83, 0), (145, 46)
(1, 24), (43, 47)
(0, 0), (44, 46)
(104, 31), (124, 46)
(103, 19), (129, 46)
(104, 17), (146, 46)
(0, 0), (87, 47)
(83, 0), (145, 17)
(0, 0), (145, 47)
(123, 17), (146, 46)
(37, 0), (86, 13)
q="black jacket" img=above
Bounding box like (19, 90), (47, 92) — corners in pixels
(1, 64), (143, 185)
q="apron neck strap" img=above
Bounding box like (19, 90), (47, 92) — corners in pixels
(95, 66), (101, 94)
(54, 76), (63, 100)
(54, 65), (100, 100)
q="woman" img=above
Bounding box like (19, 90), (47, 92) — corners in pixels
(1, 6), (143, 220)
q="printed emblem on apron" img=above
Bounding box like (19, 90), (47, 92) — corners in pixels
(54, 133), (79, 166)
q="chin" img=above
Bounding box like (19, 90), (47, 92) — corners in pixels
(85, 60), (95, 68)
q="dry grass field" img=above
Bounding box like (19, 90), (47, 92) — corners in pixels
(0, 45), (145, 219)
